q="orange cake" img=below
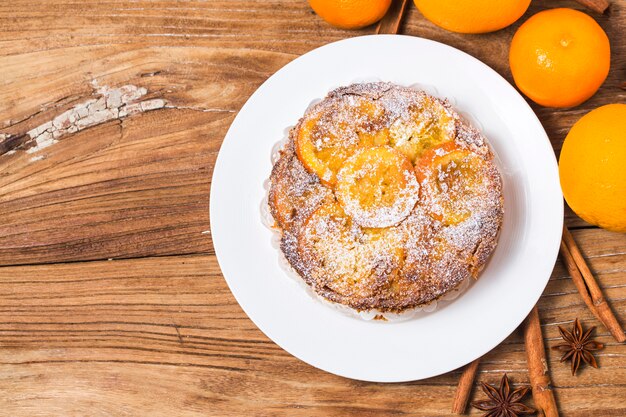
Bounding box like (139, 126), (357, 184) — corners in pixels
(268, 82), (503, 313)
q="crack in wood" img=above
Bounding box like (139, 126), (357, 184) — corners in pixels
(2, 93), (82, 130)
(0, 84), (238, 161)
(162, 104), (235, 113)
(0, 83), (167, 159)
(0, 132), (29, 155)
(173, 324), (184, 345)
(26, 84), (166, 156)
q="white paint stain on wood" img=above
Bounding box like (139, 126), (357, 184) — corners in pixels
(1, 84), (166, 160)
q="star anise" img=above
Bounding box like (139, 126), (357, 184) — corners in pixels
(552, 318), (604, 375)
(471, 374), (535, 417)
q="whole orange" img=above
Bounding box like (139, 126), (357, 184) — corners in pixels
(559, 104), (626, 233)
(413, 0), (530, 33)
(509, 8), (610, 108)
(309, 0), (391, 30)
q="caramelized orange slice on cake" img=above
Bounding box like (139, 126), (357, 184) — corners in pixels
(415, 142), (496, 226)
(336, 146), (419, 228)
(295, 97), (387, 186)
(389, 95), (456, 163)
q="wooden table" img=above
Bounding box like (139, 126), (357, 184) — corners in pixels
(1, 1), (624, 415)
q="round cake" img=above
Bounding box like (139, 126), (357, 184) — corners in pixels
(268, 82), (503, 313)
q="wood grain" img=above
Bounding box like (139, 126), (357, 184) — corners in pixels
(0, 229), (624, 416)
(0, 0), (625, 415)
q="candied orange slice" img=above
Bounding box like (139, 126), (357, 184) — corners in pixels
(295, 98), (387, 186)
(389, 96), (455, 163)
(295, 116), (354, 186)
(415, 142), (490, 226)
(336, 146), (419, 228)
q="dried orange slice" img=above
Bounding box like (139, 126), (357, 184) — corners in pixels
(336, 146), (419, 228)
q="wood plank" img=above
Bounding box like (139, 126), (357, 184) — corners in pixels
(0, 43), (297, 265)
(0, 228), (624, 416)
(0, 44), (289, 133)
(2, 0), (622, 152)
(1, 0), (623, 264)
(1, 108), (221, 265)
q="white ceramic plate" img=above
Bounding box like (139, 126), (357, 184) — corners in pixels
(210, 35), (563, 382)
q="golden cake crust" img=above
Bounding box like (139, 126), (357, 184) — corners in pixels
(268, 82), (503, 313)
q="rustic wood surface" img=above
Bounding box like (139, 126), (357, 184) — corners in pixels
(0, 0), (624, 415)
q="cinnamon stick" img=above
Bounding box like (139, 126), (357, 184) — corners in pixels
(451, 358), (480, 414)
(375, 0), (410, 35)
(573, 0), (610, 14)
(524, 306), (559, 417)
(560, 240), (603, 320)
(561, 227), (625, 342)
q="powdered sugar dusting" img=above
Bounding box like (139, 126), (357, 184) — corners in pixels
(266, 82), (504, 317)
